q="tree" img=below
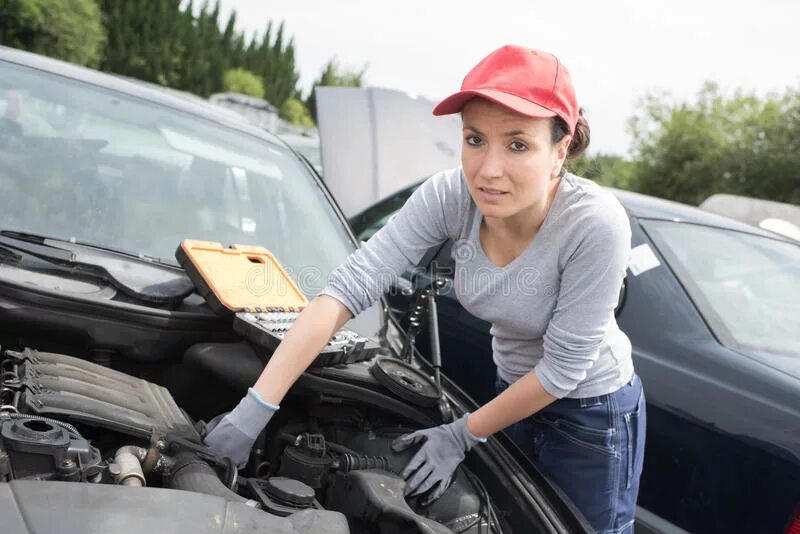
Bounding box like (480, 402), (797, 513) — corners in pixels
(628, 83), (800, 205)
(0, 0), (106, 67)
(7, 0), (303, 107)
(97, 0), (300, 102)
(241, 21), (299, 107)
(568, 153), (635, 190)
(280, 96), (314, 128)
(305, 58), (367, 122)
(223, 68), (264, 98)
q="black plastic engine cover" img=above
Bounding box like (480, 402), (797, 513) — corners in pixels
(11, 349), (199, 441)
(326, 470), (452, 534)
(0, 480), (350, 534)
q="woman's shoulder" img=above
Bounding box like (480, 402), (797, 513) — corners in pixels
(549, 173), (631, 264)
(414, 167), (474, 237)
(558, 173), (629, 230)
(422, 167), (470, 197)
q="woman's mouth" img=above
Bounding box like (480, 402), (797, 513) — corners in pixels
(478, 186), (508, 201)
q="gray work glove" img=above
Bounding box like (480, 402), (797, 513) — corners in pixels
(391, 414), (485, 503)
(203, 388), (279, 469)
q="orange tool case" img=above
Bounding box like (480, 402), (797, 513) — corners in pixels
(175, 240), (308, 315)
(176, 240), (379, 366)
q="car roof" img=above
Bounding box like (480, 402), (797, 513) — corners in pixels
(278, 133), (320, 147)
(609, 188), (789, 239)
(0, 46), (287, 148)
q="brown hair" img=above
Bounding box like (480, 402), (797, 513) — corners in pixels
(551, 107), (590, 160)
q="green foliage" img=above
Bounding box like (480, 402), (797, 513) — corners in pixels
(0, 0), (106, 66)
(280, 96), (314, 128)
(223, 68), (264, 98)
(628, 83), (800, 205)
(98, 0), (231, 96)
(240, 20), (299, 107)
(568, 153), (635, 190)
(305, 59), (367, 122)
(5, 0), (302, 111)
(96, 0), (299, 103)
(99, 0), (184, 88)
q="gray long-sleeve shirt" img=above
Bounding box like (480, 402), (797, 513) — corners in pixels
(323, 168), (633, 399)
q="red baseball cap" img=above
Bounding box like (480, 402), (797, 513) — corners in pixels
(433, 45), (580, 135)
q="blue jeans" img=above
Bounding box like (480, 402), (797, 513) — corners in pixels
(496, 374), (646, 534)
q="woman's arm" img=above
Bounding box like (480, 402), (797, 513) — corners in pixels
(252, 294), (560, 437)
(203, 170), (470, 466)
(468, 196), (631, 437)
(394, 191), (632, 499)
(250, 169), (468, 405)
(252, 294), (352, 405)
(466, 371), (556, 437)
(392, 370), (556, 500)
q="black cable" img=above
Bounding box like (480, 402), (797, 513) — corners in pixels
(464, 467), (501, 533)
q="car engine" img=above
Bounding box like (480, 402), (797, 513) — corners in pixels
(0, 346), (497, 533)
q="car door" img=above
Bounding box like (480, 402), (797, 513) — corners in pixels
(619, 217), (800, 534)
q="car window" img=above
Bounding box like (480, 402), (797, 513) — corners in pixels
(642, 220), (800, 356)
(357, 212), (398, 242)
(349, 182), (421, 241)
(0, 61), (353, 297)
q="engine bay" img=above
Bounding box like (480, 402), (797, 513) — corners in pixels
(0, 345), (499, 533)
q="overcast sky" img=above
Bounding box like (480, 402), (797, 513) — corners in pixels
(219, 0), (800, 155)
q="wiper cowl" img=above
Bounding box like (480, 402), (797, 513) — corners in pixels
(0, 231), (194, 305)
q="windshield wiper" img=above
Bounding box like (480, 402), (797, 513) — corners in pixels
(0, 233), (76, 265)
(0, 230), (175, 266)
(0, 244), (21, 262)
(0, 230), (194, 304)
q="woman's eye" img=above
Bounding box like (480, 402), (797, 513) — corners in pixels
(465, 135), (483, 146)
(509, 141), (527, 152)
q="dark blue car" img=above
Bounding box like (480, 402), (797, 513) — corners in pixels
(351, 178), (800, 534)
(0, 47), (599, 534)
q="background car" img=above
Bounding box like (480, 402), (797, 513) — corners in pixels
(351, 177), (800, 534)
(0, 47), (591, 533)
(700, 193), (800, 242)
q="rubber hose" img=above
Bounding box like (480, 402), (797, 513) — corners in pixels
(169, 452), (258, 507)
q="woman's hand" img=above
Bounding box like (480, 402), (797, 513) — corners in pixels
(202, 388), (279, 469)
(203, 295), (353, 469)
(392, 372), (557, 503)
(391, 414), (485, 503)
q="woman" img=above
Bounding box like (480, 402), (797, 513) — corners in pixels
(204, 45), (646, 534)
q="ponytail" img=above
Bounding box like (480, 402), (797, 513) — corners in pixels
(551, 107), (590, 160)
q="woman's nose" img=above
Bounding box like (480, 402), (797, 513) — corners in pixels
(477, 146), (504, 180)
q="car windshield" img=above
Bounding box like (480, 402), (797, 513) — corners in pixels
(643, 220), (800, 357)
(286, 140), (322, 176)
(0, 60), (353, 298)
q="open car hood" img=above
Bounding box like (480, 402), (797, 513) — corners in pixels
(315, 86), (461, 218)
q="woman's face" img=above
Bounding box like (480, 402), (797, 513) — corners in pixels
(461, 98), (570, 221)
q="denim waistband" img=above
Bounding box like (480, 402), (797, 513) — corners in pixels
(497, 374), (639, 408)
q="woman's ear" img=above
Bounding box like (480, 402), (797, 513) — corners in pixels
(552, 136), (572, 177)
